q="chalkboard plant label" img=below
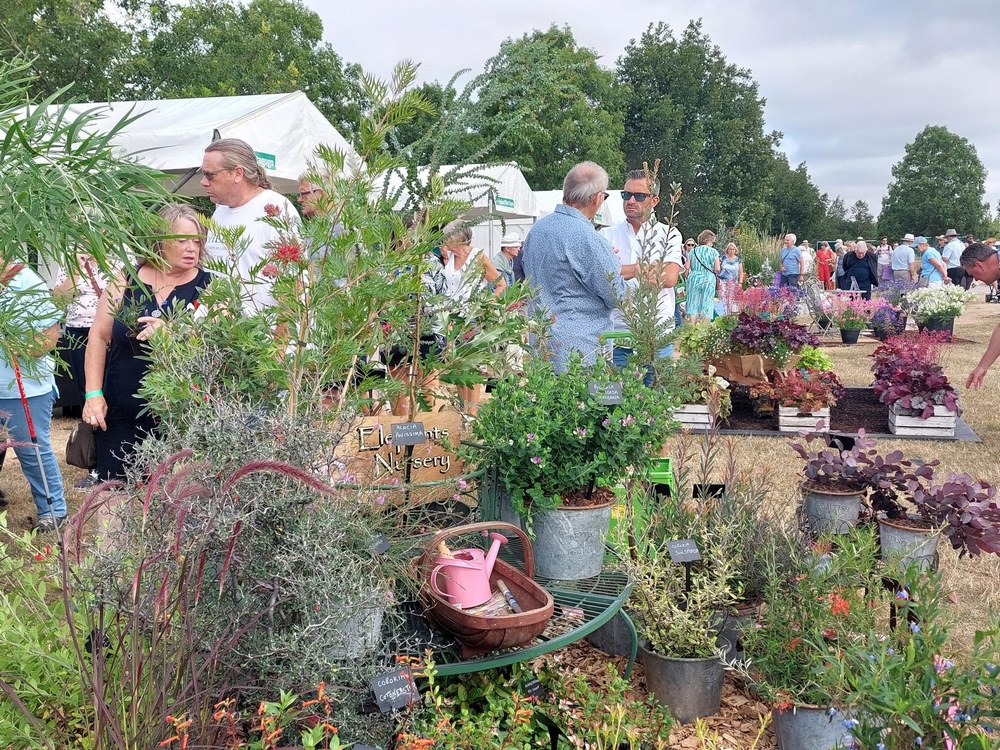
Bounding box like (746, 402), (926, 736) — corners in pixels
(391, 421), (427, 446)
(668, 539), (702, 563)
(588, 380), (624, 405)
(523, 676), (545, 700)
(371, 667), (419, 713)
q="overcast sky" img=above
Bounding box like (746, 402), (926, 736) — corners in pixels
(316, 0), (1000, 220)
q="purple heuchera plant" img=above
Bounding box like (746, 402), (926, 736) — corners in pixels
(873, 362), (959, 418)
(730, 313), (819, 354)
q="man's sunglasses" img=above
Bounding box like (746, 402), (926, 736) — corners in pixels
(620, 191), (652, 202)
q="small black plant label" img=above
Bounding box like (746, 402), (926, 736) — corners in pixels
(391, 421), (427, 445)
(588, 381), (623, 405)
(370, 534), (390, 555)
(523, 676), (545, 700)
(668, 539), (701, 563)
(371, 667), (419, 713)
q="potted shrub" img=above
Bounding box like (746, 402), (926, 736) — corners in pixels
(904, 285), (975, 337)
(750, 368), (844, 432)
(738, 529), (883, 750)
(625, 534), (739, 724)
(470, 354), (677, 579)
(713, 312), (819, 385)
(826, 570), (1000, 750)
(874, 472), (1000, 569)
(827, 295), (878, 344)
(788, 430), (937, 536)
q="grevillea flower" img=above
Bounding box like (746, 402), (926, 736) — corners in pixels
(274, 244), (302, 263)
(261, 262), (279, 279)
(264, 203), (281, 217)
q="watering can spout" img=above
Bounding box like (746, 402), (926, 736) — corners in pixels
(482, 532), (508, 579)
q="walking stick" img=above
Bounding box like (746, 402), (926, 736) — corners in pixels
(10, 354), (60, 535)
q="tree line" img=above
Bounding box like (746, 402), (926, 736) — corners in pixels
(3, 0), (992, 240)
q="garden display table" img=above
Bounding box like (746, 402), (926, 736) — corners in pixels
(410, 533), (637, 678)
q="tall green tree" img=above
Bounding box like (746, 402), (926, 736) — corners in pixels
(849, 199), (876, 239)
(878, 125), (988, 239)
(767, 156), (827, 239)
(476, 25), (625, 190)
(617, 20), (778, 234)
(0, 0), (141, 101)
(130, 0), (365, 137)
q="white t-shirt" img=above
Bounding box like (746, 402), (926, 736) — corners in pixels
(205, 189), (301, 313)
(601, 219), (683, 333)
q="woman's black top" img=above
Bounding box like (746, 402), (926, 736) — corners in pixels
(104, 267), (211, 409)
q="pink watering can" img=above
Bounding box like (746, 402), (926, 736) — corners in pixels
(430, 533), (508, 608)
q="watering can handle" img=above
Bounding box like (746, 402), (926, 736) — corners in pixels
(429, 559), (478, 600)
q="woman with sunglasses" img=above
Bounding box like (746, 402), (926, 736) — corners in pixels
(685, 230), (720, 322)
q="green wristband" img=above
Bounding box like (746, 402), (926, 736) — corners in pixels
(85, 390), (104, 399)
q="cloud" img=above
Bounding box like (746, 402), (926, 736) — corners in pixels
(317, 0), (1000, 216)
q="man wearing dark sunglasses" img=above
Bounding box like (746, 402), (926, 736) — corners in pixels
(522, 161), (625, 372)
(601, 170), (682, 369)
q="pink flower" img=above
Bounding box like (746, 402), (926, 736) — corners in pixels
(530, 456), (542, 464)
(264, 203), (281, 217)
(376, 495), (386, 505)
(261, 262), (279, 279)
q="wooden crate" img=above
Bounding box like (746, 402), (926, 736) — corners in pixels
(673, 404), (714, 430)
(778, 406), (830, 433)
(888, 405), (957, 437)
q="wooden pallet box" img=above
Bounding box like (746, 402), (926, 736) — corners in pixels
(888, 405), (957, 437)
(778, 406), (830, 433)
(673, 404), (714, 430)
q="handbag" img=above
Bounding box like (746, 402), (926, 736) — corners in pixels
(66, 419), (97, 470)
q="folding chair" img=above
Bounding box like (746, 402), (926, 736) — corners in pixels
(801, 279), (835, 337)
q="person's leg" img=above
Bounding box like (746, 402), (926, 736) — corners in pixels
(0, 389), (67, 520)
(612, 346), (632, 370)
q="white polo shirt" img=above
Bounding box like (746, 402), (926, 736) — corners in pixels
(601, 218), (683, 333)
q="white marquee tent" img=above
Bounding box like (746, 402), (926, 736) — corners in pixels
(532, 189), (626, 228)
(44, 91), (357, 197)
(386, 163), (538, 256)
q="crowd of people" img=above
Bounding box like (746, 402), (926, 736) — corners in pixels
(776, 230), (982, 300)
(5, 144), (1000, 533)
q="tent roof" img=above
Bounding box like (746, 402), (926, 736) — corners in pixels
(388, 163), (537, 220)
(46, 91), (357, 197)
(533, 190), (626, 227)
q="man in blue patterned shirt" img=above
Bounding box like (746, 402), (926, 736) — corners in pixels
(522, 162), (626, 371)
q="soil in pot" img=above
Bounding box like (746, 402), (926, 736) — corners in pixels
(801, 481), (863, 535)
(640, 645), (724, 724)
(878, 515), (940, 572)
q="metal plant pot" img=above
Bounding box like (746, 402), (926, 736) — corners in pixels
(532, 501), (613, 580)
(772, 704), (852, 750)
(640, 645), (724, 724)
(878, 516), (940, 572)
(802, 483), (863, 535)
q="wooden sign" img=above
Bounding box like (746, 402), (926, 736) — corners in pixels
(371, 667), (419, 713)
(668, 539), (701, 563)
(334, 409), (466, 502)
